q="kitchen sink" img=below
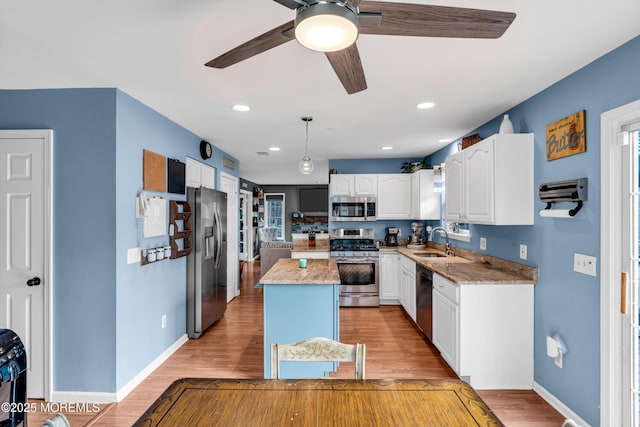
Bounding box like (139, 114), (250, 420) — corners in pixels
(413, 252), (446, 258)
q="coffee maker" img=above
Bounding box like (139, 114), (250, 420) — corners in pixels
(385, 227), (399, 246)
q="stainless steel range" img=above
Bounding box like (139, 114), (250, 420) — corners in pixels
(330, 229), (379, 307)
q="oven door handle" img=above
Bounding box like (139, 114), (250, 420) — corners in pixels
(335, 258), (378, 263)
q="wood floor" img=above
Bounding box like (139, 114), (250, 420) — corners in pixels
(29, 260), (565, 426)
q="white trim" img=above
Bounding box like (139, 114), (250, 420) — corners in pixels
(115, 333), (188, 402)
(600, 99), (640, 427)
(49, 333), (188, 403)
(533, 382), (591, 427)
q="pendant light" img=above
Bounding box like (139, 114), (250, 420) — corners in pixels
(299, 116), (314, 175)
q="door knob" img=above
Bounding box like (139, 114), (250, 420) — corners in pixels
(26, 277), (41, 286)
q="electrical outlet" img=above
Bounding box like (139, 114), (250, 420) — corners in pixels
(127, 247), (141, 264)
(519, 244), (527, 260)
(479, 237), (487, 251)
(574, 253), (597, 277)
(161, 314), (167, 329)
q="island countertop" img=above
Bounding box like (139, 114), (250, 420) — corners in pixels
(259, 258), (340, 285)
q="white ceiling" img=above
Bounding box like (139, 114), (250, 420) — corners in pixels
(1, 0), (639, 185)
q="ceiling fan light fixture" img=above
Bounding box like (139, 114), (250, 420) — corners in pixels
(295, 2), (359, 53)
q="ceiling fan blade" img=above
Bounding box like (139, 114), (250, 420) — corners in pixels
(358, 1), (516, 39)
(205, 21), (295, 68)
(325, 44), (367, 94)
(272, 0), (306, 9)
(350, 0), (363, 6)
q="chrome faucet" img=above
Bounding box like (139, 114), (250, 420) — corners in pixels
(428, 226), (453, 256)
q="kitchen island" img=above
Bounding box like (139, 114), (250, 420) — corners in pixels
(259, 258), (341, 379)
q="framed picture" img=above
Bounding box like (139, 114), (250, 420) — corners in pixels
(546, 110), (586, 161)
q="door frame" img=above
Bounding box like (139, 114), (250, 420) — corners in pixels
(0, 129), (52, 401)
(600, 99), (640, 426)
(220, 172), (239, 301)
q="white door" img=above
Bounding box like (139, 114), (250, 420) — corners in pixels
(220, 172), (239, 301)
(601, 100), (640, 427)
(0, 130), (51, 399)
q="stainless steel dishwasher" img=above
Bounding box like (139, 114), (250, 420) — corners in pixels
(416, 265), (433, 340)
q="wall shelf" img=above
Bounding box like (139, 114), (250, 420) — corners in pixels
(169, 200), (192, 259)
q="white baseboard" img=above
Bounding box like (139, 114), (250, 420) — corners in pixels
(533, 381), (591, 427)
(50, 334), (188, 404)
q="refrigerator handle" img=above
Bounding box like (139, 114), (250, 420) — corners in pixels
(215, 208), (223, 268)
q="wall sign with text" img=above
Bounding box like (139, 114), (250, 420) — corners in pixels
(546, 110), (586, 161)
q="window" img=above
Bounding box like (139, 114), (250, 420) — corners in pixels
(264, 193), (285, 240)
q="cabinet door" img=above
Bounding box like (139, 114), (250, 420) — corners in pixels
(201, 164), (216, 189)
(464, 140), (494, 223)
(444, 152), (464, 221)
(329, 174), (354, 196)
(432, 289), (458, 372)
(411, 169), (441, 220)
(379, 253), (400, 303)
(354, 175), (378, 196)
(377, 174), (411, 219)
(186, 157), (201, 188)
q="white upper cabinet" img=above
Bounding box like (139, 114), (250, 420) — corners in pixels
(445, 133), (534, 225)
(353, 175), (377, 196)
(186, 157), (215, 189)
(377, 174), (412, 219)
(410, 169), (441, 220)
(329, 174), (377, 197)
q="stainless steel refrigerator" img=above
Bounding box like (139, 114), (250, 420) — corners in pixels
(187, 187), (227, 338)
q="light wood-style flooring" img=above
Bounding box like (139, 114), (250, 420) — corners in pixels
(29, 260), (564, 426)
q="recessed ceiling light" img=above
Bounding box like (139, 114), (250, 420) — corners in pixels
(382, 146), (393, 150)
(232, 104), (250, 112)
(438, 138), (452, 143)
(269, 147), (280, 151)
(416, 102), (435, 110)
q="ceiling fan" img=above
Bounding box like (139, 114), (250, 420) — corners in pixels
(205, 1), (516, 94)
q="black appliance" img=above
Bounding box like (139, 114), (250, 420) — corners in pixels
(0, 329), (27, 427)
(330, 196), (376, 222)
(416, 266), (433, 340)
(330, 229), (379, 307)
(385, 227), (399, 246)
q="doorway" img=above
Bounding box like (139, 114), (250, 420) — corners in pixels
(0, 130), (52, 400)
(601, 99), (640, 426)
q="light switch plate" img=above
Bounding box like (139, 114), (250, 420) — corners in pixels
(519, 244), (527, 260)
(574, 253), (597, 276)
(479, 237), (487, 251)
(127, 247), (141, 264)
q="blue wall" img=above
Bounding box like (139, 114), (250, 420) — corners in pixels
(0, 88), (239, 394)
(425, 35), (640, 425)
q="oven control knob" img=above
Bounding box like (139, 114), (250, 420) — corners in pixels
(26, 277), (41, 286)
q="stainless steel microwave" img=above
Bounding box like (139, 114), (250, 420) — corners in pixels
(330, 196), (376, 221)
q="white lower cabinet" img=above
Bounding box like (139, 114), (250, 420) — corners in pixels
(399, 256), (416, 321)
(432, 273), (534, 389)
(432, 280), (459, 372)
(379, 252), (400, 304)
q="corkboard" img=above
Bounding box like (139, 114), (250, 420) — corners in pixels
(143, 150), (167, 192)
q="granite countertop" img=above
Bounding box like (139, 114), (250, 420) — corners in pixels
(291, 239), (330, 253)
(259, 258), (340, 285)
(382, 245), (537, 285)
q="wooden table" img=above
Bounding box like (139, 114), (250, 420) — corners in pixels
(133, 378), (504, 426)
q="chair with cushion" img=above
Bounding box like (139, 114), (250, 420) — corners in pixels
(270, 337), (365, 380)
